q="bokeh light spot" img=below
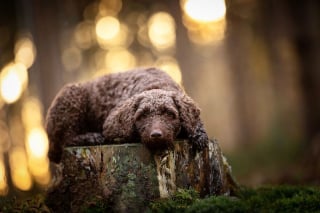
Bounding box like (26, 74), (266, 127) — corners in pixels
(74, 21), (95, 49)
(14, 37), (36, 69)
(188, 19), (226, 45)
(97, 23), (132, 49)
(105, 48), (136, 72)
(26, 127), (49, 159)
(148, 12), (176, 51)
(183, 0), (226, 23)
(155, 57), (182, 84)
(28, 157), (50, 185)
(0, 63), (28, 104)
(181, 0), (227, 45)
(96, 16), (120, 41)
(0, 159), (8, 195)
(98, 0), (122, 17)
(9, 147), (32, 191)
(21, 97), (43, 131)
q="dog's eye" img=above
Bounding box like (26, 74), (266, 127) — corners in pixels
(135, 109), (148, 120)
(166, 110), (177, 119)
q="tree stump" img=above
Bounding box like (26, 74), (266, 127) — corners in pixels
(45, 139), (237, 212)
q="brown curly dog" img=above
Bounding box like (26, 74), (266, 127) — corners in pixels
(45, 68), (209, 163)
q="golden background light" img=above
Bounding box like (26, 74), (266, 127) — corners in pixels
(181, 0), (227, 45)
(26, 128), (49, 159)
(136, 13), (150, 48)
(27, 137), (51, 186)
(155, 57), (182, 84)
(0, 121), (10, 153)
(14, 37), (36, 69)
(93, 49), (108, 71)
(0, 159), (8, 195)
(105, 48), (136, 72)
(137, 51), (154, 67)
(21, 97), (51, 185)
(148, 12), (176, 51)
(0, 62), (28, 104)
(74, 21), (95, 50)
(9, 147), (32, 191)
(21, 97), (43, 130)
(62, 47), (83, 72)
(183, 0), (226, 22)
(96, 16), (120, 41)
(98, 0), (122, 17)
(28, 157), (50, 185)
(97, 23), (132, 49)
(188, 19), (226, 44)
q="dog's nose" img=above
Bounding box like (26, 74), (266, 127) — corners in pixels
(150, 130), (163, 138)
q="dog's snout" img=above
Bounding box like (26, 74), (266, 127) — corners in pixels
(150, 129), (163, 138)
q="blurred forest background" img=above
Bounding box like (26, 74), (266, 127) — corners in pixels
(0, 0), (319, 195)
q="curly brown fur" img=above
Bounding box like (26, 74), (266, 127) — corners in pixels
(45, 67), (209, 163)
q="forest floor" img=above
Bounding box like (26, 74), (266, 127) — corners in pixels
(0, 185), (319, 212)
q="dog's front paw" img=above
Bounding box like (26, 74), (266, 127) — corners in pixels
(191, 134), (209, 151)
(72, 133), (105, 146)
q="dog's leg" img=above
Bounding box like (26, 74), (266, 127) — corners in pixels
(189, 121), (209, 150)
(71, 133), (105, 146)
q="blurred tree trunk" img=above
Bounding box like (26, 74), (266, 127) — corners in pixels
(227, 0), (320, 183)
(259, 0), (320, 182)
(29, 0), (65, 110)
(29, 0), (91, 110)
(0, 1), (16, 66)
(167, 0), (197, 95)
(288, 0), (320, 181)
(225, 3), (253, 146)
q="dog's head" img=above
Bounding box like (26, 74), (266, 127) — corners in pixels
(133, 90), (181, 149)
(102, 89), (201, 149)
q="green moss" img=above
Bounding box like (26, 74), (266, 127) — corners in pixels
(0, 194), (50, 212)
(240, 186), (320, 213)
(81, 200), (113, 213)
(1, 185), (320, 212)
(149, 186), (320, 213)
(147, 188), (199, 213)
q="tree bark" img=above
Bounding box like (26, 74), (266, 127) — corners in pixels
(45, 140), (237, 212)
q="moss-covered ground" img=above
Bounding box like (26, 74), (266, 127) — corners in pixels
(0, 185), (319, 212)
(148, 186), (320, 213)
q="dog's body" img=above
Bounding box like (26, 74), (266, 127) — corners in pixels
(46, 68), (208, 163)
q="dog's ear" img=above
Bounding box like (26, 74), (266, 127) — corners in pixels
(173, 93), (208, 149)
(173, 93), (200, 134)
(102, 95), (143, 142)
